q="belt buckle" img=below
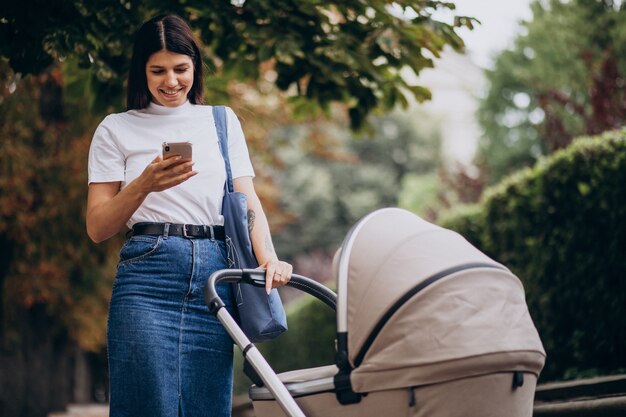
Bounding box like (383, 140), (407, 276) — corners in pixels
(183, 224), (190, 238)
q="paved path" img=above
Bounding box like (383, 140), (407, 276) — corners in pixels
(48, 398), (254, 417)
(48, 404), (108, 417)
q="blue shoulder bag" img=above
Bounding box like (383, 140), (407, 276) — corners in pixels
(212, 106), (288, 342)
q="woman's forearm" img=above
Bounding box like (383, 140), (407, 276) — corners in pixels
(86, 156), (196, 243)
(248, 201), (278, 265)
(233, 177), (277, 264)
(86, 181), (149, 243)
(233, 176), (292, 292)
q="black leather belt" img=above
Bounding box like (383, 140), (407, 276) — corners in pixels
(131, 223), (225, 240)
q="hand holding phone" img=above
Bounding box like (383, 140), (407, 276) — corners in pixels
(162, 141), (193, 160)
(136, 142), (196, 193)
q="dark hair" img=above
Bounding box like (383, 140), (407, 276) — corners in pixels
(126, 15), (204, 110)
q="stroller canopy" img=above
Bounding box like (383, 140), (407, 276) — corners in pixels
(334, 208), (545, 392)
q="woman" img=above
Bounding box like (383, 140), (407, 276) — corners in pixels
(86, 14), (292, 417)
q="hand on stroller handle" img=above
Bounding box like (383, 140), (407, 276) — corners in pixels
(204, 268), (337, 314)
(203, 268), (336, 417)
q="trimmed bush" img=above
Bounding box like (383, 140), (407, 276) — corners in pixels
(441, 130), (626, 381)
(259, 294), (336, 372)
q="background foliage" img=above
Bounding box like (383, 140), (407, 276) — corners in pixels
(272, 111), (441, 264)
(477, 0), (626, 185)
(0, 64), (116, 352)
(442, 130), (626, 381)
(1, 0), (474, 129)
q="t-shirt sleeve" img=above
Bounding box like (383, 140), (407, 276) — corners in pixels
(88, 115), (125, 184)
(225, 107), (255, 179)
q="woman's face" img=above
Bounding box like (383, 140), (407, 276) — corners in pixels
(145, 50), (194, 107)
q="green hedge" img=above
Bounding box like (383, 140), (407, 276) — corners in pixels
(259, 294), (336, 371)
(441, 130), (626, 381)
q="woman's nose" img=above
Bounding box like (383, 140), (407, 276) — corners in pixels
(165, 71), (177, 86)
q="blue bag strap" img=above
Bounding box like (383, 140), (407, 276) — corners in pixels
(213, 105), (234, 193)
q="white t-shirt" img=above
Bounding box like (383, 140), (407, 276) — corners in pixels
(88, 101), (255, 228)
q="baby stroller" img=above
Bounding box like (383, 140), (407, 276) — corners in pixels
(205, 208), (546, 417)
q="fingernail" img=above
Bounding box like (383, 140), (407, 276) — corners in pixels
(266, 288), (271, 295)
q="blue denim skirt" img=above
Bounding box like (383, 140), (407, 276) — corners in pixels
(108, 234), (235, 417)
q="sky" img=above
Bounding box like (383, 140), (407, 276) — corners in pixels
(448, 0), (534, 69)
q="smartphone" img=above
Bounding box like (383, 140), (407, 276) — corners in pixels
(162, 141), (193, 160)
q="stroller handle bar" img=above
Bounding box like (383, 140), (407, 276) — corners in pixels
(204, 269), (337, 417)
(205, 268), (337, 313)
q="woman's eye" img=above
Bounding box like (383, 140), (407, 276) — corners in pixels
(149, 68), (188, 75)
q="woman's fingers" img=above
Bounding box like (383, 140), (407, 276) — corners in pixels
(161, 155), (190, 168)
(264, 261), (277, 294)
(154, 169), (198, 191)
(167, 161), (194, 175)
(272, 262), (292, 287)
(142, 156), (196, 191)
(260, 260), (293, 294)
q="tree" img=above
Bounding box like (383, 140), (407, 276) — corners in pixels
(0, 60), (117, 415)
(477, 0), (626, 184)
(271, 111), (441, 265)
(1, 0), (475, 129)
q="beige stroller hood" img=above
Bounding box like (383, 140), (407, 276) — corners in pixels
(336, 208), (546, 393)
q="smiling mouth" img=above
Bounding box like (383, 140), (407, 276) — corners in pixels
(160, 88), (184, 96)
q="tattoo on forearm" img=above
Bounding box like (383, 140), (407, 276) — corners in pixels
(264, 234), (275, 254)
(247, 209), (256, 234)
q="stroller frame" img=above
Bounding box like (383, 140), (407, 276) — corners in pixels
(205, 269), (337, 417)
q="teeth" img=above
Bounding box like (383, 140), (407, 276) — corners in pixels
(162, 89), (181, 95)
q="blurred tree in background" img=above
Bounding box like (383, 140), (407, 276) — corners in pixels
(0, 1), (473, 414)
(1, 0), (475, 129)
(477, 0), (626, 184)
(0, 60), (117, 416)
(272, 111), (441, 270)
